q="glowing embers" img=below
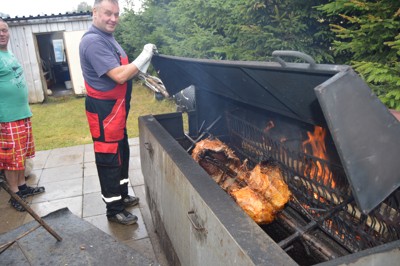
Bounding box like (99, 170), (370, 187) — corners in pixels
(192, 137), (291, 224)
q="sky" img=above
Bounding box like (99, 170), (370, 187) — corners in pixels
(1, 0), (139, 18)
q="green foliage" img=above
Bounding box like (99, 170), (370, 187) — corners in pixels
(116, 0), (334, 63)
(318, 0), (400, 109)
(115, 0), (400, 109)
(380, 89), (400, 110)
(74, 2), (92, 12)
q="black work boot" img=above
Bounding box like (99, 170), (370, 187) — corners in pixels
(107, 210), (138, 225)
(122, 195), (139, 207)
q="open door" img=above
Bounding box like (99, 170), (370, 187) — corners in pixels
(63, 30), (86, 95)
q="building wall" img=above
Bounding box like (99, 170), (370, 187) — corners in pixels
(7, 15), (92, 103)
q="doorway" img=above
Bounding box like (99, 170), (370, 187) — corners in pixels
(36, 32), (73, 97)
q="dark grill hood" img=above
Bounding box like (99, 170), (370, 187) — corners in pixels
(151, 52), (400, 214)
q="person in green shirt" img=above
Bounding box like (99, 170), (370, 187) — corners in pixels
(0, 18), (45, 212)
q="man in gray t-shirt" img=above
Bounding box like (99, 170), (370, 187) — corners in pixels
(79, 0), (157, 225)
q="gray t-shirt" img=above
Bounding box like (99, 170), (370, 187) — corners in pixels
(79, 25), (127, 91)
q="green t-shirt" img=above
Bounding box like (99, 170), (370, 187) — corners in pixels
(0, 50), (32, 122)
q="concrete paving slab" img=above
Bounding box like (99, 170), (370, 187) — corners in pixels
(49, 145), (85, 156)
(130, 157), (141, 170)
(31, 178), (83, 203)
(129, 168), (145, 187)
(83, 191), (106, 218)
(0, 204), (26, 234)
(130, 144), (140, 157)
(83, 175), (101, 194)
(124, 237), (157, 262)
(25, 169), (42, 186)
(24, 196), (83, 224)
(83, 144), (95, 163)
(84, 206), (148, 242)
(32, 150), (51, 170)
(83, 161), (98, 177)
(40, 163), (84, 184)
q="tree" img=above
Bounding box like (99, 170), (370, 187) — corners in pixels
(74, 2), (92, 13)
(318, 0), (400, 110)
(116, 0), (334, 63)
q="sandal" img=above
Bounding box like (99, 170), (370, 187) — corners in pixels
(20, 185), (45, 197)
(9, 196), (27, 212)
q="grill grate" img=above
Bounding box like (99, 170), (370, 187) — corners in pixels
(225, 111), (400, 253)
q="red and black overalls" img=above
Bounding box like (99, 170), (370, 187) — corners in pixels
(85, 55), (132, 217)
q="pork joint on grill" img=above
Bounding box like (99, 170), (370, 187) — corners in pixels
(192, 137), (291, 224)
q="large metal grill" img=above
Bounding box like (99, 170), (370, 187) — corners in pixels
(225, 110), (400, 253)
(146, 52), (400, 265)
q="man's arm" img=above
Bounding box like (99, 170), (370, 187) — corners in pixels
(106, 44), (157, 84)
(107, 63), (139, 85)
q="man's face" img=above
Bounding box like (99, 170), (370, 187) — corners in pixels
(93, 1), (120, 34)
(0, 21), (10, 50)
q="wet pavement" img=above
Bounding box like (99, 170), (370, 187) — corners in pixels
(0, 138), (169, 265)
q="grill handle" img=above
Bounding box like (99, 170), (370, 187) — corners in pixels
(187, 211), (207, 233)
(144, 142), (154, 159)
(272, 50), (316, 68)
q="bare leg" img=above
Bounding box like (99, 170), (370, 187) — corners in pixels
(4, 170), (25, 193)
(18, 171), (26, 186)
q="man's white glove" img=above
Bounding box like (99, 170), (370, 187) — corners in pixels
(132, 44), (157, 74)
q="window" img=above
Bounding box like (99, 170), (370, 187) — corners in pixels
(52, 39), (65, 63)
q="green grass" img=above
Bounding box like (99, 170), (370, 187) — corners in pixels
(30, 84), (177, 151)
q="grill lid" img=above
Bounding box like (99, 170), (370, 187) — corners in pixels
(151, 52), (400, 214)
(152, 54), (347, 125)
(315, 69), (400, 214)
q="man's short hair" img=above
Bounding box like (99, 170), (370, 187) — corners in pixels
(0, 18), (8, 26)
(94, 0), (119, 7)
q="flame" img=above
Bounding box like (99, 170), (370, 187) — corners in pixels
(303, 126), (326, 158)
(302, 126), (336, 188)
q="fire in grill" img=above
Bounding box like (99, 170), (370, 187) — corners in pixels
(140, 51), (400, 266)
(226, 111), (400, 250)
(185, 109), (400, 263)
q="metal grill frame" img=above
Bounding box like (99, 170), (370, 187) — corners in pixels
(225, 112), (400, 253)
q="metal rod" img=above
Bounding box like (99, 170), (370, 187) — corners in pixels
(0, 180), (62, 242)
(278, 198), (352, 250)
(184, 133), (196, 145)
(202, 156), (238, 179)
(0, 224), (41, 254)
(187, 116), (222, 152)
(279, 212), (338, 260)
(297, 176), (388, 235)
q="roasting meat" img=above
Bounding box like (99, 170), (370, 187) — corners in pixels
(230, 186), (276, 224)
(192, 137), (291, 224)
(192, 138), (241, 184)
(245, 164), (291, 211)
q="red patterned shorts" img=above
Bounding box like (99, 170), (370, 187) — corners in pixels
(0, 118), (35, 171)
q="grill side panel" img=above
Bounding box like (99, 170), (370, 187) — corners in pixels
(139, 114), (297, 266)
